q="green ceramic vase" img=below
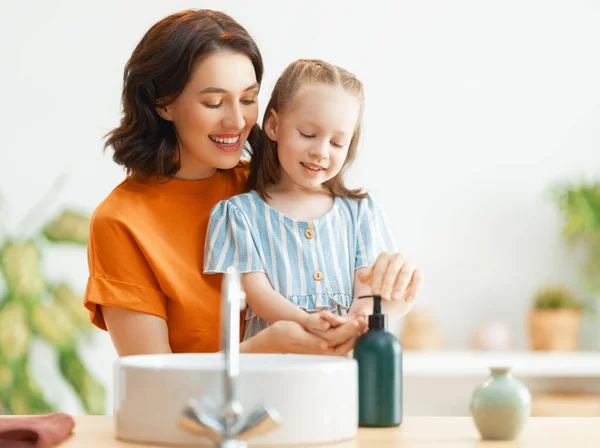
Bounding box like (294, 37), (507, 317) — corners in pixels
(469, 367), (531, 440)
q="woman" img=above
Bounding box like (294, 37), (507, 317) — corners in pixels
(84, 9), (423, 357)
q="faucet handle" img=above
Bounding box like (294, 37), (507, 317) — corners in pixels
(179, 400), (281, 445)
(178, 399), (223, 443)
(233, 405), (282, 441)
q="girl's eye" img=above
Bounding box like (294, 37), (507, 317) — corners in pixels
(331, 142), (344, 148)
(299, 131), (315, 138)
(203, 102), (222, 109)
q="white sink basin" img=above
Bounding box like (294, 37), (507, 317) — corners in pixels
(114, 353), (358, 446)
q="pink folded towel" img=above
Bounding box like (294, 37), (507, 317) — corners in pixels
(0, 413), (75, 448)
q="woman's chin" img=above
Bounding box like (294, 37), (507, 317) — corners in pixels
(212, 153), (243, 170)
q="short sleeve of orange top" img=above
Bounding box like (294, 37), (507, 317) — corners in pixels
(84, 163), (248, 353)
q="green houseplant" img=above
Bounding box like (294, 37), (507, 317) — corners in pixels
(528, 286), (581, 351)
(0, 208), (105, 415)
(528, 179), (600, 352)
(551, 180), (600, 299)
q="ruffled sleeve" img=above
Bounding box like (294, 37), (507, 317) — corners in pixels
(203, 199), (264, 274)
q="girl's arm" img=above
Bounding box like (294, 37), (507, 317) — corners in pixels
(352, 196), (423, 312)
(101, 305), (172, 356)
(242, 272), (329, 331)
(101, 302), (357, 357)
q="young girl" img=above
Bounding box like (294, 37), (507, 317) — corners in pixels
(204, 59), (417, 341)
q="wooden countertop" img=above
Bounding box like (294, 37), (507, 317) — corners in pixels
(58, 416), (600, 447)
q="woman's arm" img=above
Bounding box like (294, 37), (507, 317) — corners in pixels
(101, 305), (172, 356)
(102, 303), (358, 357)
(242, 272), (328, 331)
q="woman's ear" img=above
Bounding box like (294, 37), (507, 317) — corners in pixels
(156, 99), (173, 121)
(264, 110), (279, 141)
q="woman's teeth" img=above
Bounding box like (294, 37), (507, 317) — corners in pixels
(301, 162), (323, 171)
(209, 135), (240, 144)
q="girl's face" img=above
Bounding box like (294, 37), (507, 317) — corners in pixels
(157, 50), (259, 179)
(265, 83), (360, 192)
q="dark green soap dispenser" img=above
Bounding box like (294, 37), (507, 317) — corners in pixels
(353, 295), (403, 427)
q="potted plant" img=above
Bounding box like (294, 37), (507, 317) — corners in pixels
(551, 180), (600, 305)
(0, 180), (105, 414)
(528, 286), (582, 351)
(550, 180), (600, 349)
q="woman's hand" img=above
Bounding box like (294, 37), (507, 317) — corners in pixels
(306, 312), (366, 355)
(358, 252), (424, 302)
(301, 311), (332, 333)
(242, 313), (365, 356)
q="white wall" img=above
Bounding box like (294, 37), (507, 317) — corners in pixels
(1, 1), (599, 414)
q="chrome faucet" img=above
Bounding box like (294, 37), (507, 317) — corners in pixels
(179, 266), (281, 447)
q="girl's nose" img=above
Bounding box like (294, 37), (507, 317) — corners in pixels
(223, 103), (245, 130)
(309, 139), (329, 159)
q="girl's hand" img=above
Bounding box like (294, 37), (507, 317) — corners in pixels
(248, 320), (361, 356)
(358, 252), (424, 302)
(307, 312), (366, 348)
(347, 308), (369, 336)
(301, 312), (332, 333)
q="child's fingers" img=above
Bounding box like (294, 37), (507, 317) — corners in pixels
(369, 254), (391, 297)
(391, 261), (413, 301)
(319, 311), (347, 327)
(317, 318), (331, 331)
(403, 268), (424, 303)
(308, 313), (330, 331)
(358, 267), (373, 284)
(321, 319), (360, 347)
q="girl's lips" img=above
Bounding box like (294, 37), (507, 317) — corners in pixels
(300, 162), (325, 176)
(301, 162), (325, 170)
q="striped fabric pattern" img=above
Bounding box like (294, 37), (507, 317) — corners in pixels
(204, 190), (395, 340)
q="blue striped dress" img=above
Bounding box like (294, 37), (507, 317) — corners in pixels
(204, 190), (395, 341)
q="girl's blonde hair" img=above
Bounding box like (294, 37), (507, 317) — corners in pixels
(248, 59), (368, 199)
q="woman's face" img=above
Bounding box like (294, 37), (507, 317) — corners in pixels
(157, 50), (259, 179)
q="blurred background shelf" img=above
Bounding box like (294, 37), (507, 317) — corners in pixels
(402, 350), (600, 417)
(404, 350), (600, 377)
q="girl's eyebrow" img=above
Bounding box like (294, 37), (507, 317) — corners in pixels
(199, 82), (259, 94)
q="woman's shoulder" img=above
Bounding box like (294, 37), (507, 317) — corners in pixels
(89, 177), (146, 229)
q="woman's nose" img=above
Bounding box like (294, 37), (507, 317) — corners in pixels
(223, 103), (245, 130)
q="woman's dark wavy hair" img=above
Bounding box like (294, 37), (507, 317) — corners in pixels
(105, 9), (264, 177)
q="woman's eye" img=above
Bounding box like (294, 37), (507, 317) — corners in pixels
(203, 102), (222, 109)
(241, 99), (257, 105)
(299, 131), (315, 138)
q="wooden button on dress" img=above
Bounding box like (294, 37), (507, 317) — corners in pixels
(305, 229), (314, 239)
(313, 271), (323, 281)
